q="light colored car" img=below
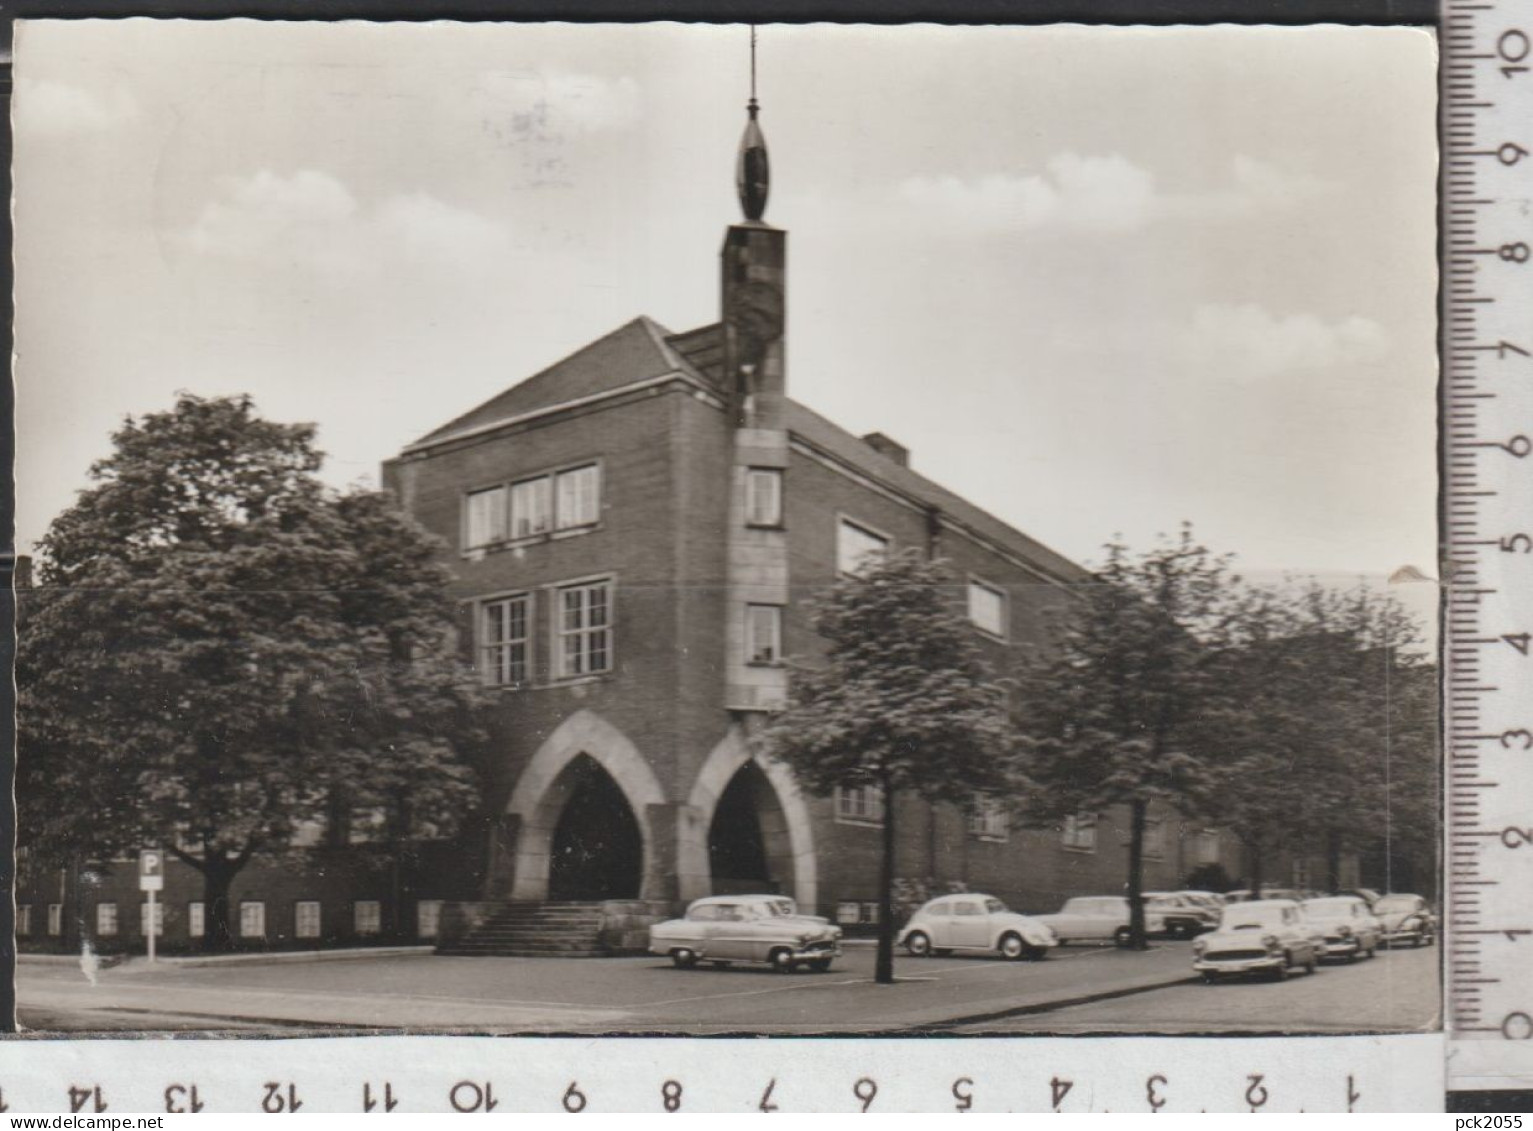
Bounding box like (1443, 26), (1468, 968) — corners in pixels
(897, 893), (1057, 960)
(1301, 896), (1384, 962)
(1145, 892), (1219, 938)
(1372, 894), (1436, 948)
(1034, 896), (1167, 946)
(648, 894), (842, 973)
(1226, 887), (1304, 904)
(1192, 899), (1321, 982)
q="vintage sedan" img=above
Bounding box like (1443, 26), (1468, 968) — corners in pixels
(1371, 893), (1437, 948)
(897, 893), (1057, 960)
(1034, 896), (1168, 946)
(1301, 896), (1384, 961)
(1191, 899), (1321, 982)
(648, 894), (843, 972)
(1145, 892), (1219, 938)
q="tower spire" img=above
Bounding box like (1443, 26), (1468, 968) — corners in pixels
(736, 25), (769, 222)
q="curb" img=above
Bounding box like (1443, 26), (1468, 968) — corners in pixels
(918, 971), (1199, 1030)
(20, 946), (435, 969)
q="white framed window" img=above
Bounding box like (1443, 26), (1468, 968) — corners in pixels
(417, 900), (443, 939)
(295, 900), (322, 939)
(557, 580), (612, 678)
(510, 476), (553, 539)
(834, 784), (885, 826)
(837, 519), (889, 577)
(355, 900), (382, 936)
(188, 902), (206, 938)
(47, 903), (62, 937)
(746, 604), (782, 665)
(1062, 813), (1098, 852)
(16, 905), (31, 936)
(966, 795), (1008, 841)
(240, 901), (266, 938)
(1143, 817), (1166, 860)
(1194, 830), (1222, 865)
(745, 468), (783, 527)
(967, 579), (1007, 638)
(348, 807), (388, 845)
(465, 485), (508, 548)
(96, 902), (119, 937)
(482, 594), (531, 687)
(139, 901), (165, 937)
(554, 464), (601, 530)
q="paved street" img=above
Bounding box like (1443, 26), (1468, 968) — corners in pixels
(17, 940), (1439, 1035)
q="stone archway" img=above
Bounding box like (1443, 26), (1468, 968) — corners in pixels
(505, 709), (666, 901)
(680, 724), (818, 910)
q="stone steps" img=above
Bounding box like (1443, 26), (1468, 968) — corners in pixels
(436, 900), (609, 958)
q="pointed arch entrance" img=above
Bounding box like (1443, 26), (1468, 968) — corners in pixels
(681, 724), (818, 909)
(505, 709), (665, 901)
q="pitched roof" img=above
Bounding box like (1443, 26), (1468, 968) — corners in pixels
(412, 316), (711, 447)
(782, 399), (1089, 584)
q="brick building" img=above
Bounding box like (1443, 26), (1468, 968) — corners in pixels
(17, 100), (1296, 958)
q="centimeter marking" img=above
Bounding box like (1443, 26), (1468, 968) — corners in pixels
(1443, 0), (1533, 1089)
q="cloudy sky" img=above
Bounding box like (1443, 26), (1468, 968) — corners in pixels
(14, 21), (1437, 589)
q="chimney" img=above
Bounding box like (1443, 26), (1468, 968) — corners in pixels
(861, 432), (909, 468)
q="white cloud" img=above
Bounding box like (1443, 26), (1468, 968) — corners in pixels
(184, 169), (508, 274)
(899, 153), (1156, 235)
(15, 78), (139, 136)
(897, 154), (1332, 236)
(1183, 303), (1389, 382)
(470, 69), (641, 133)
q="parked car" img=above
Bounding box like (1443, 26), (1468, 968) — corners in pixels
(1301, 896), (1384, 962)
(1226, 887), (1305, 904)
(1034, 896), (1167, 946)
(1371, 893), (1437, 948)
(1341, 887), (1383, 908)
(648, 894), (842, 972)
(1180, 890), (1229, 908)
(1191, 899), (1321, 982)
(1145, 892), (1219, 938)
(897, 893), (1057, 960)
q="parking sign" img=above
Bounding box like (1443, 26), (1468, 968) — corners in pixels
(138, 848), (164, 892)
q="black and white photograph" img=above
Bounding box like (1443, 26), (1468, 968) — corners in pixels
(12, 19), (1440, 1042)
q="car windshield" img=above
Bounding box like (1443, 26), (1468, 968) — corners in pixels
(1373, 895), (1418, 913)
(1220, 905), (1284, 930)
(765, 899), (795, 917)
(1303, 899), (1356, 918)
(984, 898), (1006, 915)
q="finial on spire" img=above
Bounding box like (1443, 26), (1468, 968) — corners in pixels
(736, 24), (770, 221)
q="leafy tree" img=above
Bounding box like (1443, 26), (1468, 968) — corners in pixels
(762, 547), (1016, 984)
(1017, 527), (1234, 948)
(18, 395), (483, 950)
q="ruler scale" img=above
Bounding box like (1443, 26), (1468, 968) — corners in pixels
(1442, 0), (1533, 1091)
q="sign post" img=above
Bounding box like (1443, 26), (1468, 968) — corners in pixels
(138, 849), (164, 963)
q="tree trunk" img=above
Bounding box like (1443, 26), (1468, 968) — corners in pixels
(1248, 843), (1264, 901)
(875, 782), (897, 985)
(1325, 829), (1343, 894)
(199, 855), (242, 953)
(1127, 799), (1148, 950)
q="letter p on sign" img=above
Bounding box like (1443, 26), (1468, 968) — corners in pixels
(139, 849), (164, 891)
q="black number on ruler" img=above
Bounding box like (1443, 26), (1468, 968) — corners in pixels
(165, 1084), (204, 1114)
(1505, 632), (1532, 655)
(364, 1082), (398, 1113)
(1245, 1075), (1268, 1111)
(69, 1086), (106, 1114)
(952, 1077), (973, 1112)
(1051, 1077), (1073, 1111)
(1503, 1012), (1533, 1039)
(1502, 729), (1533, 749)
(1489, 341), (1531, 359)
(1147, 1075), (1168, 1111)
(1497, 142), (1529, 166)
(1502, 534), (1532, 553)
(1496, 436), (1532, 458)
(563, 1081), (587, 1113)
(262, 1083), (302, 1114)
(1500, 826), (1533, 848)
(449, 1082), (497, 1113)
(853, 1078), (878, 1113)
(1501, 29), (1530, 78)
(758, 1079), (778, 1113)
(661, 1080), (682, 1113)
(1500, 242), (1531, 263)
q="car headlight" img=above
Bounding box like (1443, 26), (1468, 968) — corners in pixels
(1261, 933), (1280, 951)
(1338, 925), (1353, 938)
(1192, 938), (1208, 955)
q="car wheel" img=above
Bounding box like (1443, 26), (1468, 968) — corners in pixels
(904, 931), (932, 957)
(1113, 926), (1133, 948)
(769, 948), (796, 974)
(808, 957), (832, 973)
(1273, 957), (1291, 981)
(999, 933), (1027, 961)
(671, 948), (698, 970)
